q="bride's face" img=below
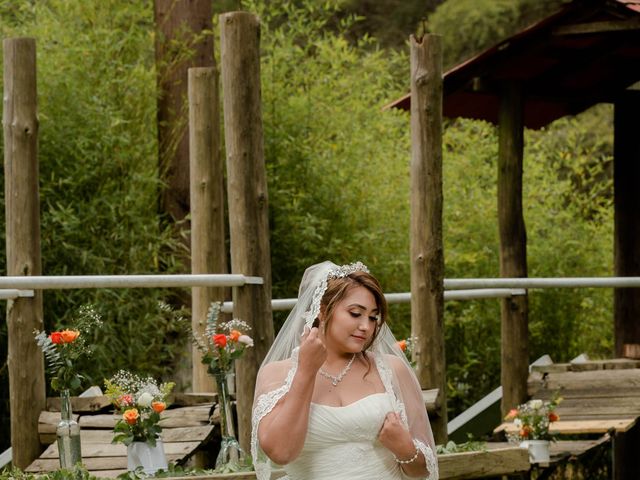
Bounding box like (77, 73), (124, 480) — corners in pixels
(323, 285), (379, 354)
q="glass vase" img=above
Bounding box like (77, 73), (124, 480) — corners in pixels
(56, 389), (82, 468)
(214, 372), (249, 471)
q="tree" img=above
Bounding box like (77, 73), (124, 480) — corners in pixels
(153, 0), (215, 233)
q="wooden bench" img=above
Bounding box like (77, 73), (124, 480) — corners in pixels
(26, 394), (218, 478)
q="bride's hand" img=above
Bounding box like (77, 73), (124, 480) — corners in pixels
(298, 326), (327, 376)
(378, 412), (415, 458)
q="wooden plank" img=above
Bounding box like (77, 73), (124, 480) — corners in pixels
(438, 447), (529, 479)
(544, 369), (640, 390)
(553, 18), (640, 35)
(41, 425), (214, 445)
(422, 388), (440, 413)
(78, 413), (212, 429)
(172, 392), (217, 406)
(531, 363), (571, 374)
(47, 396), (111, 413)
(534, 387), (640, 400)
(26, 454), (184, 472)
(39, 410), (79, 428)
(41, 441), (200, 458)
(496, 418), (637, 435)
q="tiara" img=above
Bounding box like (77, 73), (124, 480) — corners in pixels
(327, 261), (370, 279)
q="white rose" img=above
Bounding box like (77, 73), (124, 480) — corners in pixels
(238, 335), (254, 347)
(137, 392), (154, 407)
(530, 399), (543, 409)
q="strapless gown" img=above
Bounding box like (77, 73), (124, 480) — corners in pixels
(283, 392), (404, 480)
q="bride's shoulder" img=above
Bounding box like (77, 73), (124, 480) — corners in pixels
(257, 357), (295, 381)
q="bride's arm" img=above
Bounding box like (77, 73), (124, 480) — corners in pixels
(257, 327), (326, 465)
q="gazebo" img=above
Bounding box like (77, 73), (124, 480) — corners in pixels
(388, 0), (640, 476)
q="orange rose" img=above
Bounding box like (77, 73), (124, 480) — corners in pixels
(60, 329), (80, 343)
(151, 401), (166, 413)
(229, 330), (241, 342)
(548, 412), (559, 422)
(520, 426), (531, 438)
(397, 340), (407, 352)
(213, 334), (227, 348)
(49, 332), (63, 344)
(123, 408), (139, 425)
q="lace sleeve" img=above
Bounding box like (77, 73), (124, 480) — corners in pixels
(376, 354), (439, 480)
(251, 349), (299, 480)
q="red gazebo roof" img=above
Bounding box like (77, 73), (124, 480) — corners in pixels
(385, 0), (640, 129)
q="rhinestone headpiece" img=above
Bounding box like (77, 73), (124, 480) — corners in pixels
(327, 261), (370, 280)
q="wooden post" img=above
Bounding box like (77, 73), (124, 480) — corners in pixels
(409, 34), (447, 444)
(613, 93), (640, 480)
(613, 94), (640, 356)
(220, 12), (274, 452)
(497, 82), (529, 416)
(188, 67), (227, 393)
(3, 37), (46, 469)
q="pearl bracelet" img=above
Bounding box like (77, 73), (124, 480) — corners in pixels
(393, 445), (420, 464)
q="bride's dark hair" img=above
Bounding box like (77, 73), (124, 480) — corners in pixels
(320, 270), (388, 353)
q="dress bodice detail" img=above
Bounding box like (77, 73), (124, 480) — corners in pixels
(284, 393), (403, 480)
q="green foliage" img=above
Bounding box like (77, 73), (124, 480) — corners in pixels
(428, 0), (566, 67)
(436, 440), (487, 454)
(0, 465), (96, 480)
(0, 0), (188, 387)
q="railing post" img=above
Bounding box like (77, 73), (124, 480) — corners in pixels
(220, 12), (274, 452)
(3, 37), (46, 469)
(188, 66), (227, 393)
(410, 33), (448, 443)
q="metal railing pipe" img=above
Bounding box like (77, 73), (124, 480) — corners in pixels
(444, 277), (640, 290)
(220, 288), (526, 313)
(0, 274), (263, 290)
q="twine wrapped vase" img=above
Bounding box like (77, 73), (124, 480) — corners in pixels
(520, 439), (550, 463)
(127, 439), (168, 474)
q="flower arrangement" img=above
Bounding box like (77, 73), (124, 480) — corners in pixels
(105, 370), (175, 446)
(396, 336), (417, 368)
(194, 302), (254, 376)
(504, 395), (562, 442)
(34, 305), (102, 392)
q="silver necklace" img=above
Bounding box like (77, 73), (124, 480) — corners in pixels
(318, 354), (356, 386)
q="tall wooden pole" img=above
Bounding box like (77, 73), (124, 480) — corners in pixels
(220, 12), (274, 452)
(3, 37), (46, 469)
(497, 82), (529, 416)
(613, 94), (640, 356)
(409, 34), (447, 444)
(188, 67), (227, 393)
(613, 93), (640, 480)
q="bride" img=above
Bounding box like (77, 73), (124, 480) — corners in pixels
(251, 261), (438, 480)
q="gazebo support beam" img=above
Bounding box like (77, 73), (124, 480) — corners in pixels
(497, 82), (529, 416)
(613, 93), (640, 480)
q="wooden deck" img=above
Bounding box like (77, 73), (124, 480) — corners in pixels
(495, 358), (640, 436)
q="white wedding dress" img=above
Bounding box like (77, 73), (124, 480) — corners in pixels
(283, 392), (404, 480)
